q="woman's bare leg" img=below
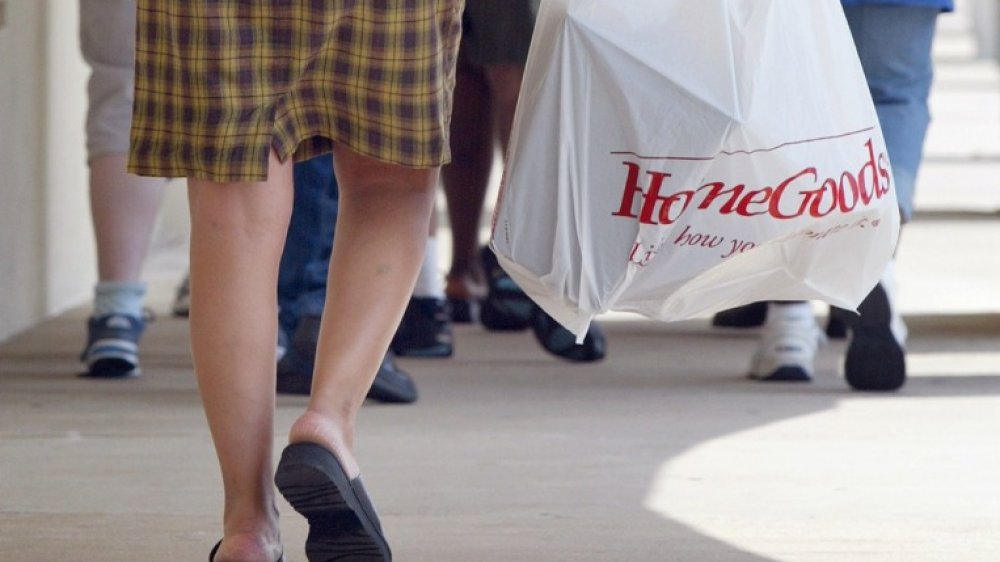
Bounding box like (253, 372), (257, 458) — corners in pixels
(287, 146), (438, 478)
(188, 151), (292, 562)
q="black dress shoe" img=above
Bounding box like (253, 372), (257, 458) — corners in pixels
(479, 246), (534, 331)
(824, 312), (849, 339)
(367, 351), (418, 404)
(710, 302), (769, 328)
(391, 297), (454, 358)
(531, 308), (607, 363)
(446, 295), (480, 324)
(842, 282), (906, 392)
(276, 315), (417, 403)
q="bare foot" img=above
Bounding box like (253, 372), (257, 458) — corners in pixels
(211, 531), (282, 562)
(287, 410), (360, 478)
(445, 273), (487, 300)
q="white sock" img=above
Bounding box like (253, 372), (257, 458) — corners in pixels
(412, 238), (444, 299)
(94, 281), (147, 318)
(767, 301), (813, 325)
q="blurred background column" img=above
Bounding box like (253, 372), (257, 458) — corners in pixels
(970, 0), (1000, 59)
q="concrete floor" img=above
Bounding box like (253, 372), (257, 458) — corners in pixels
(3, 8), (1000, 562)
(2, 307), (1000, 561)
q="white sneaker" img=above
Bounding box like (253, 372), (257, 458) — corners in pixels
(748, 302), (825, 382)
(882, 261), (908, 346)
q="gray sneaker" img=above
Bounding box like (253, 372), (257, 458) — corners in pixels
(80, 314), (146, 378)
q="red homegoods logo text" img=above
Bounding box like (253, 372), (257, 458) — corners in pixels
(612, 139), (891, 225)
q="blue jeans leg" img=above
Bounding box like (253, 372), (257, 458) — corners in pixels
(844, 5), (939, 222)
(278, 154), (339, 336)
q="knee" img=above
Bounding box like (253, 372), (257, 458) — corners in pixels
(189, 185), (291, 239)
(486, 64), (525, 111)
(332, 146), (439, 195)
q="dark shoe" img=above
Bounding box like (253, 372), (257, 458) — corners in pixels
(711, 302), (768, 328)
(367, 351), (418, 404)
(479, 246), (534, 331)
(445, 275), (485, 324)
(209, 540), (285, 562)
(276, 324), (290, 363)
(277, 315), (418, 403)
(391, 297), (453, 358)
(531, 308), (607, 363)
(275, 443), (392, 562)
(824, 313), (849, 340)
(172, 274), (190, 318)
(80, 313), (146, 378)
(843, 277), (906, 392)
(446, 296), (480, 324)
(276, 315), (323, 395)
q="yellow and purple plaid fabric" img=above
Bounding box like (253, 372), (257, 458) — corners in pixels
(129, 1), (464, 182)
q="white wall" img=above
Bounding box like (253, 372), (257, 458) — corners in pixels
(42, 2), (97, 322)
(0, 2), (189, 344)
(0, 1), (49, 343)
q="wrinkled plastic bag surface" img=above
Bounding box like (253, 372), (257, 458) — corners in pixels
(491, 0), (900, 339)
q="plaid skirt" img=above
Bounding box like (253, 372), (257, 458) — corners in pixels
(128, 1), (464, 182)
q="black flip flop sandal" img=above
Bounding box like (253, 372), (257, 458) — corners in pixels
(209, 540), (285, 562)
(274, 443), (391, 561)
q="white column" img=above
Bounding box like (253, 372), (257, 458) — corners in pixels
(43, 0), (96, 317)
(971, 0), (1000, 59)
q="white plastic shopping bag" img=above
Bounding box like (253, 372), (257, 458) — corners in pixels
(491, 0), (901, 339)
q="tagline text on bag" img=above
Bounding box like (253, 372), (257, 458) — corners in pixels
(613, 136), (892, 267)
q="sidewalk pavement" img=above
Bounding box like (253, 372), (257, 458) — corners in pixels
(2, 10), (1000, 562)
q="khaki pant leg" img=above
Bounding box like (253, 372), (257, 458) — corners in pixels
(80, 0), (137, 160)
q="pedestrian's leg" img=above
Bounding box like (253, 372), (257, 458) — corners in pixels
(442, 62), (493, 300)
(187, 150), (292, 562)
(89, 155), (165, 281)
(840, 5), (939, 391)
(278, 154), (338, 336)
(79, 0), (166, 376)
(287, 145), (438, 476)
(485, 63), (525, 153)
(81, 0), (164, 285)
(82, 156), (166, 378)
(846, 5), (938, 223)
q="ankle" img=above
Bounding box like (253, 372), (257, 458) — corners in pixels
(288, 410), (359, 477)
(216, 520), (281, 562)
(445, 273), (486, 299)
(765, 301), (814, 326)
(223, 499), (280, 535)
